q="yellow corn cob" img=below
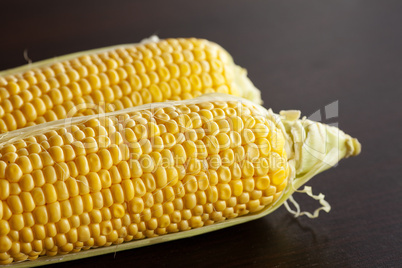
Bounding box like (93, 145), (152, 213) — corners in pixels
(0, 37), (261, 133)
(0, 94), (360, 266)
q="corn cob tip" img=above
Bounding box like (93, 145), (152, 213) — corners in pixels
(279, 110), (361, 190)
(347, 137), (361, 157)
(231, 65), (262, 105)
(270, 109), (361, 218)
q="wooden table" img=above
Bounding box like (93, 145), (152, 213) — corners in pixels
(1, 1), (401, 267)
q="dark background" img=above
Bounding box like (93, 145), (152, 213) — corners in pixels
(1, 0), (401, 267)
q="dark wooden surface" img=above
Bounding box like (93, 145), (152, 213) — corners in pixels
(1, 1), (401, 267)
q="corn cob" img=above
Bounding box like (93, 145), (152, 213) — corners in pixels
(0, 37), (261, 133)
(0, 94), (360, 266)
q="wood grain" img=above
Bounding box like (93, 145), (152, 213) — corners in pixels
(1, 0), (401, 267)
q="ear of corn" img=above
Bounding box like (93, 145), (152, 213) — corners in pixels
(0, 36), (261, 133)
(0, 94), (360, 266)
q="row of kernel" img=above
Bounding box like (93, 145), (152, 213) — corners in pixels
(0, 69), (226, 132)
